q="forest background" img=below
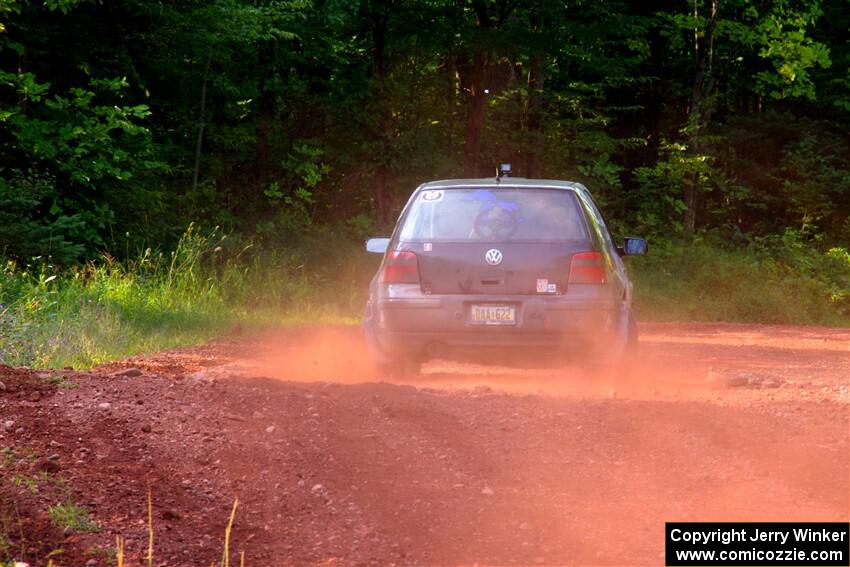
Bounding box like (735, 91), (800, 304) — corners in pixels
(1, 0), (848, 367)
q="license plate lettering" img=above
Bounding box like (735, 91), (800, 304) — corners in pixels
(470, 304), (516, 325)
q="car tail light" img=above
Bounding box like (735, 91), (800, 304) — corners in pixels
(569, 251), (607, 284)
(381, 250), (420, 283)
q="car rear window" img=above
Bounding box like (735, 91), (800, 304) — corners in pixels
(399, 187), (589, 242)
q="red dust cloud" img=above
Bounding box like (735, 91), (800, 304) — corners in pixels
(216, 321), (848, 564)
(241, 322), (848, 401)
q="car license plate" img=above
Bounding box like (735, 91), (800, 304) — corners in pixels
(470, 304), (516, 325)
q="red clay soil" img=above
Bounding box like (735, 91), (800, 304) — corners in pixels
(0, 322), (848, 566)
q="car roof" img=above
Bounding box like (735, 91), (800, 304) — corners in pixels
(418, 177), (585, 191)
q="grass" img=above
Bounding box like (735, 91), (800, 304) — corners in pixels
(0, 224), (378, 368)
(48, 501), (100, 534)
(2, 443), (242, 564)
(0, 225), (847, 370)
(42, 375), (78, 389)
(629, 235), (850, 326)
(2, 466), (241, 566)
(1, 447), (96, 564)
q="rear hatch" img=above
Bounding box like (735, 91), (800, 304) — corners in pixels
(398, 186), (595, 295)
(415, 241), (594, 294)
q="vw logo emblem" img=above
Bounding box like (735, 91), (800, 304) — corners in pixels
(485, 249), (503, 266)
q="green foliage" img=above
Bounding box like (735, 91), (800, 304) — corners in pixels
(0, 226), (237, 367)
(0, 170), (86, 263)
(0, 225), (373, 368)
(777, 131), (850, 237)
(752, 0), (831, 100)
(0, 0), (844, 336)
(9, 77), (158, 188)
(704, 112), (850, 241)
(43, 373), (77, 389)
(48, 500), (100, 533)
(1, 0), (846, 251)
(657, 0), (831, 101)
(0, 71), (166, 260)
(630, 234), (850, 325)
(632, 141), (701, 236)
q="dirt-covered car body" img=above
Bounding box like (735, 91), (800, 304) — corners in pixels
(364, 177), (646, 371)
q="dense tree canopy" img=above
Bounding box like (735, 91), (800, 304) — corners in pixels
(0, 0), (847, 262)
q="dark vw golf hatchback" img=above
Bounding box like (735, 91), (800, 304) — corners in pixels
(364, 174), (647, 376)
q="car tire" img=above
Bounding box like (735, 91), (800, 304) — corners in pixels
(624, 311), (638, 360)
(578, 312), (638, 374)
(618, 312), (639, 374)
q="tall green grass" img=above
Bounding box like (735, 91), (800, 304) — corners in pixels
(0, 224), (377, 368)
(1, 227), (230, 367)
(1, 225), (847, 369)
(629, 234), (850, 326)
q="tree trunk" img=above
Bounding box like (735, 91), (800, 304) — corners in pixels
(191, 55), (211, 196)
(445, 54), (456, 159)
(460, 0), (518, 177)
(683, 0), (719, 237)
(525, 12), (545, 179)
(683, 181), (697, 235)
(254, 42), (275, 189)
(371, 0), (396, 226)
(463, 50), (488, 177)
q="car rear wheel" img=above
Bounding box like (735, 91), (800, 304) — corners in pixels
(576, 311), (637, 374)
(624, 311), (638, 357)
(617, 312), (639, 373)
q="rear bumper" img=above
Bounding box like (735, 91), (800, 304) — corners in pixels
(364, 290), (623, 361)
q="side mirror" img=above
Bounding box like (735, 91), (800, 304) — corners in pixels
(621, 237), (648, 256)
(366, 237), (390, 254)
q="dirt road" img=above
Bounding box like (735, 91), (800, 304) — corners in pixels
(1, 322), (848, 566)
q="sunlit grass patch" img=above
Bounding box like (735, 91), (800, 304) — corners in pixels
(48, 501), (100, 534)
(630, 236), (850, 326)
(0, 225), (373, 368)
